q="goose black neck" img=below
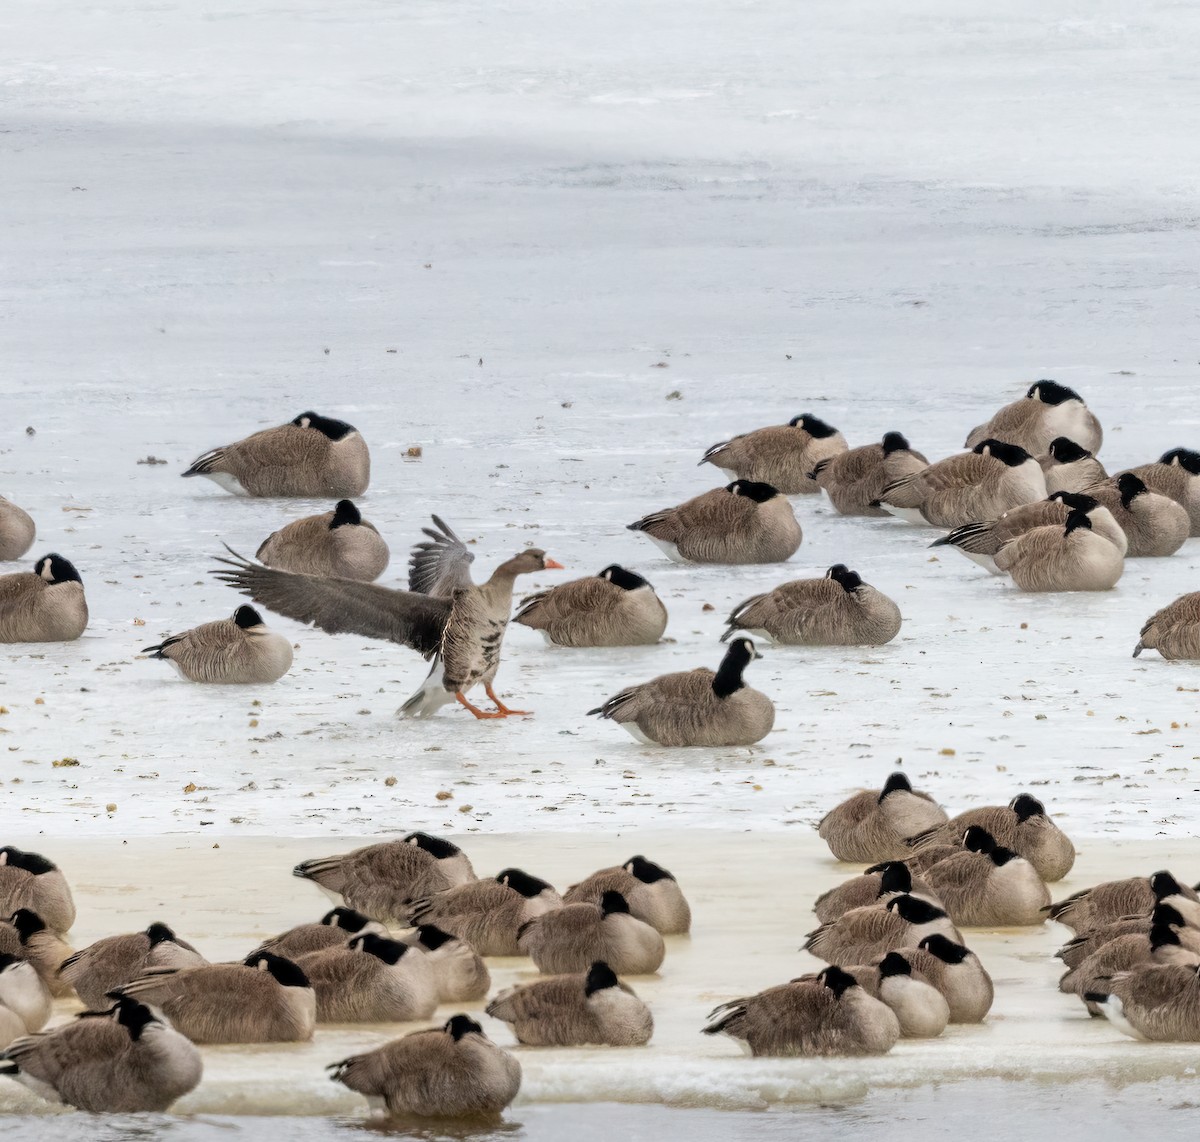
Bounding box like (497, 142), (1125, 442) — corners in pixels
(712, 644), (750, 699)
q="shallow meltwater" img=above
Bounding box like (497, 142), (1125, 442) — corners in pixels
(3, 830), (1200, 1124)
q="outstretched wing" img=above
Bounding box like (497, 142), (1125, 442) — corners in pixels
(408, 515), (476, 597)
(212, 548), (450, 655)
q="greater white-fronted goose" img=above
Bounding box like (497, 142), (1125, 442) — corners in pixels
(588, 638), (774, 747)
(699, 413), (848, 495)
(59, 922), (206, 1010)
(0, 555), (88, 643)
(1040, 437), (1108, 494)
(1120, 448), (1200, 536)
(256, 499), (390, 581)
(816, 772), (948, 864)
(0, 498), (35, 562)
(562, 855), (691, 935)
(514, 564), (668, 646)
(182, 410), (369, 497)
(142, 604), (293, 684)
(811, 432), (929, 517)
(965, 381), (1103, 455)
(1135, 592), (1200, 660)
(1085, 474), (1189, 557)
(994, 508), (1124, 591)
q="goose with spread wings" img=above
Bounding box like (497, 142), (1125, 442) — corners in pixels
(212, 516), (563, 719)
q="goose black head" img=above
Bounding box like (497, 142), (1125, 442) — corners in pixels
(112, 996), (161, 1041)
(826, 564), (863, 592)
(881, 431), (911, 456)
(726, 480), (780, 503)
(878, 771), (913, 802)
(624, 855), (675, 883)
(1159, 448), (1200, 474)
(877, 862), (913, 895)
(330, 500), (362, 529)
(145, 922), (179, 946)
(416, 925), (456, 951)
(585, 961), (620, 996)
(404, 832), (461, 859)
(35, 554), (82, 585)
(712, 637), (761, 699)
(988, 845), (1021, 867)
(599, 565), (651, 591)
(600, 891), (631, 916)
(445, 1014), (484, 1040)
(0, 952), (22, 973)
(244, 952), (311, 988)
(917, 934), (971, 964)
(962, 826), (996, 854)
(1116, 472), (1147, 507)
(789, 414), (839, 439)
(1153, 902), (1185, 928)
(1150, 922), (1182, 950)
(320, 908), (373, 933)
(973, 439), (1034, 467)
(1151, 871), (1186, 901)
(818, 964), (859, 997)
(1049, 492), (1099, 514)
(350, 933), (407, 965)
(233, 605), (264, 629)
(1063, 509), (1092, 536)
(8, 909), (46, 942)
(1026, 380), (1081, 406)
(496, 868), (555, 898)
(879, 951), (913, 979)
(886, 895), (946, 924)
(292, 412), (356, 441)
(1010, 794), (1046, 822)
(0, 847), (56, 875)
(1047, 437), (1092, 463)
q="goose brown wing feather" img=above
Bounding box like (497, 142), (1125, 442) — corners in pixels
(408, 515), (475, 597)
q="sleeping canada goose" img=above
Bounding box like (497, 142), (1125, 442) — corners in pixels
(251, 908), (388, 961)
(908, 793), (1075, 882)
(0, 555), (88, 643)
(965, 381), (1103, 455)
(703, 965), (900, 1057)
(699, 414), (848, 495)
(292, 833), (476, 923)
(993, 508), (1124, 592)
(816, 772), (948, 864)
(812, 861), (941, 924)
(931, 493), (1127, 575)
(113, 951), (316, 1044)
(214, 515), (564, 718)
(810, 432), (929, 517)
(1040, 437), (1108, 494)
(1135, 592), (1200, 660)
(1087, 961), (1200, 1041)
(876, 440), (1047, 527)
(4, 910), (74, 998)
(921, 827), (1050, 926)
(1085, 474), (1189, 557)
(329, 1014), (521, 1118)
(722, 564), (901, 646)
(142, 605), (294, 684)
(517, 891), (666, 975)
(408, 869), (563, 957)
(256, 499), (390, 582)
(1048, 871), (1200, 935)
(849, 951), (950, 1038)
(295, 933), (438, 1023)
(182, 411), (370, 497)
(1120, 448), (1200, 536)
(903, 934), (994, 1022)
(485, 961), (653, 1046)
(627, 481), (802, 564)
(803, 896), (962, 966)
(399, 925), (490, 1003)
(513, 565), (668, 646)
(588, 638), (774, 747)
(0, 848), (75, 934)
(562, 855), (691, 935)
(59, 922), (206, 1010)
(0, 996), (202, 1112)
(0, 498), (35, 562)
(0, 955), (51, 1032)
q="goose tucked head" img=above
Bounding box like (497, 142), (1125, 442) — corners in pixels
(1116, 472), (1148, 508)
(320, 907), (373, 933)
(973, 439), (1034, 466)
(350, 933), (408, 965)
(882, 431), (911, 455)
(624, 855), (675, 884)
(818, 965), (859, 997)
(826, 564), (863, 592)
(1150, 922), (1182, 950)
(415, 925), (456, 951)
(875, 862), (913, 896)
(244, 951), (311, 988)
(35, 554), (82, 585)
(599, 565), (651, 591)
(496, 868), (555, 898)
(1063, 509), (1093, 536)
(112, 996), (162, 1042)
(233, 605), (265, 630)
(292, 411), (356, 441)
(1026, 380), (1082, 406)
(330, 500), (362, 529)
(145, 922), (180, 946)
(445, 1014), (485, 1040)
(789, 413), (839, 439)
(601, 891), (631, 917)
(712, 637), (762, 699)
(879, 951), (913, 979)
(1151, 871), (1186, 901)
(877, 771), (913, 802)
(1010, 794), (1046, 822)
(585, 961), (620, 996)
(1049, 492), (1099, 514)
(726, 479), (781, 503)
(1152, 902), (1185, 928)
(0, 847), (56, 875)
(8, 909), (47, 942)
(917, 934), (972, 963)
(403, 832), (462, 860)
(1047, 437), (1092, 462)
(962, 826), (996, 854)
(1159, 448), (1200, 474)
(886, 895), (946, 924)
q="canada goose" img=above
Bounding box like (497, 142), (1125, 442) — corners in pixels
(0, 497), (35, 562)
(399, 925), (490, 1003)
(518, 892), (665, 975)
(514, 565), (668, 646)
(409, 869), (563, 957)
(0, 955), (51, 1032)
(994, 508), (1124, 591)
(0, 555), (88, 643)
(251, 908), (389, 961)
(1135, 592), (1200, 660)
(485, 961), (653, 1047)
(931, 493), (1126, 575)
(903, 934), (994, 1022)
(965, 381), (1103, 456)
(142, 604), (293, 684)
(1085, 474), (1189, 557)
(60, 922), (207, 1010)
(256, 500), (390, 582)
(1120, 448), (1200, 536)
(908, 793), (1075, 882)
(1087, 961), (1200, 1041)
(296, 933), (438, 1023)
(293, 833), (475, 923)
(816, 772), (948, 864)
(627, 481), (802, 564)
(1048, 871), (1199, 935)
(804, 896), (962, 966)
(810, 432), (929, 517)
(562, 855), (691, 935)
(0, 848), (75, 934)
(588, 638), (774, 747)
(1040, 437), (1108, 494)
(703, 965), (900, 1057)
(329, 1014), (521, 1118)
(4, 910), (74, 998)
(113, 951), (315, 1044)
(182, 411), (370, 497)
(722, 564), (901, 646)
(921, 827), (1050, 926)
(699, 414), (848, 495)
(0, 996), (202, 1112)
(813, 861), (941, 924)
(1054, 902), (1196, 972)
(859, 951), (950, 1038)
(214, 515), (564, 718)
(877, 440), (1047, 527)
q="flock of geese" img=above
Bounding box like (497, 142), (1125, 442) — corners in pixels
(2, 382), (1200, 741)
(3, 773), (1200, 1118)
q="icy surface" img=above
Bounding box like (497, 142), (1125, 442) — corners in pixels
(2, 0), (1200, 838)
